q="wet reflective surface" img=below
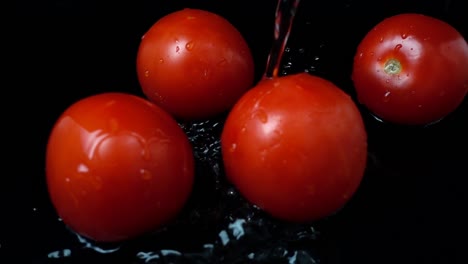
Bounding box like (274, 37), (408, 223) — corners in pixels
(16, 0), (468, 263)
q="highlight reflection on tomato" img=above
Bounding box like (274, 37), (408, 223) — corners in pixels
(46, 93), (195, 242)
(352, 13), (468, 125)
(221, 73), (368, 222)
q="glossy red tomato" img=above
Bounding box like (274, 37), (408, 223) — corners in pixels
(221, 73), (368, 222)
(352, 13), (468, 125)
(136, 8), (255, 120)
(46, 93), (195, 242)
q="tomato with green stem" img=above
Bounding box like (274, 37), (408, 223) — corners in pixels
(352, 13), (468, 125)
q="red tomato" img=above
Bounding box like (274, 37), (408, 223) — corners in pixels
(352, 13), (468, 125)
(136, 8), (255, 120)
(221, 73), (368, 222)
(46, 93), (195, 242)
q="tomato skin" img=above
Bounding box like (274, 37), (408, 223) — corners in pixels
(136, 8), (255, 120)
(352, 13), (468, 125)
(221, 73), (368, 222)
(46, 93), (195, 242)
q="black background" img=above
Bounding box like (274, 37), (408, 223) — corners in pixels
(9, 0), (468, 263)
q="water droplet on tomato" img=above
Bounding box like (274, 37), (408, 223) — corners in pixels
(370, 52), (375, 56)
(358, 52), (363, 58)
(158, 58), (164, 64)
(401, 33), (408, 39)
(241, 127), (246, 133)
(377, 57), (382, 61)
(77, 163), (89, 174)
(229, 143), (237, 153)
(185, 41), (194, 51)
(254, 110), (268, 123)
(108, 118), (119, 133)
(383, 91), (391, 102)
(141, 147), (151, 161)
(394, 44), (402, 52)
(217, 58), (228, 67)
(379, 37), (384, 43)
(202, 68), (210, 80)
(175, 46), (180, 52)
(141, 34), (146, 40)
(144, 70), (149, 77)
(385, 79), (390, 83)
(140, 169), (153, 180)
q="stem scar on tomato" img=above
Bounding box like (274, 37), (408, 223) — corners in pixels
(383, 58), (402, 75)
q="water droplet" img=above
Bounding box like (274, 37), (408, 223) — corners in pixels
(158, 58), (164, 64)
(108, 118), (118, 133)
(141, 34), (146, 40)
(385, 79), (390, 83)
(377, 57), (382, 61)
(284, 47), (291, 53)
(140, 169), (152, 180)
(298, 48), (305, 53)
(379, 37), (384, 43)
(255, 110), (268, 123)
(144, 70), (149, 77)
(370, 52), (375, 56)
(241, 127), (246, 133)
(401, 33), (408, 39)
(77, 163), (89, 173)
(141, 147), (151, 161)
(175, 46), (180, 52)
(174, 38), (179, 43)
(229, 143), (237, 153)
(394, 44), (403, 52)
(383, 91), (391, 102)
(314, 56), (320, 61)
(423, 37), (430, 41)
(358, 52), (363, 58)
(217, 58), (227, 67)
(185, 41), (194, 51)
(202, 68), (210, 80)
